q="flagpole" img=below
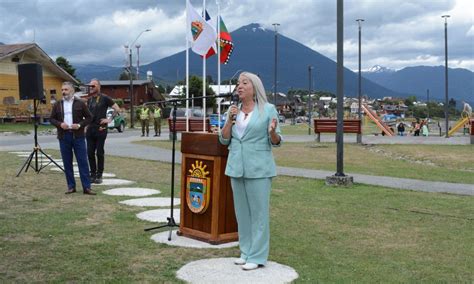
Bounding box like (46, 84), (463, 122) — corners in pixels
(186, 1), (190, 132)
(202, 0), (207, 131)
(217, 0), (221, 134)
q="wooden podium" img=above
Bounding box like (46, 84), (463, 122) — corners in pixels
(178, 132), (238, 244)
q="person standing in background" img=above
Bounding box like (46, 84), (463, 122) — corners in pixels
(86, 79), (121, 184)
(153, 104), (162, 137)
(140, 104), (151, 137)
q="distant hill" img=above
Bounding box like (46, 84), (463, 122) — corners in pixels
(139, 23), (402, 99)
(363, 65), (474, 105)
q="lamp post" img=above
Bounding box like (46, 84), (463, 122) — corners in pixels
(441, 15), (450, 138)
(136, 44), (141, 80)
(336, 0), (344, 176)
(426, 89), (430, 119)
(356, 18), (364, 144)
(128, 28), (151, 128)
(273, 23), (280, 107)
(308, 66), (313, 135)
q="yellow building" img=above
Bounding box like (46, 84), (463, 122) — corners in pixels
(0, 43), (78, 121)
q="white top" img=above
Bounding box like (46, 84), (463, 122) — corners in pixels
(235, 110), (253, 139)
(63, 99), (74, 128)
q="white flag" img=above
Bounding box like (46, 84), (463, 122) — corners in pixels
(186, 0), (217, 56)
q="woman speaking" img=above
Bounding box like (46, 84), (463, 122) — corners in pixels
(219, 71), (282, 271)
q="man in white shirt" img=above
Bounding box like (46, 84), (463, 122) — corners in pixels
(50, 82), (95, 195)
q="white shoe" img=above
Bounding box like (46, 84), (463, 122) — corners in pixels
(242, 263), (259, 270)
(234, 258), (246, 265)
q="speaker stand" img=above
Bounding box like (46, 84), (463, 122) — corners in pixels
(17, 99), (64, 176)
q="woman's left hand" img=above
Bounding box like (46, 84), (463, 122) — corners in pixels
(268, 118), (277, 134)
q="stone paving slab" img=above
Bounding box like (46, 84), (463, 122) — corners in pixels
(93, 178), (135, 186)
(136, 209), (180, 223)
(120, 197), (180, 207)
(103, 187), (160, 196)
(151, 230), (238, 249)
(176, 258), (299, 284)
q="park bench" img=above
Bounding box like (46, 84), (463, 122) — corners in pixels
(313, 118), (361, 142)
(168, 117), (212, 134)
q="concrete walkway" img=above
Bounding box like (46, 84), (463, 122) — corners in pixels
(1, 129), (472, 196)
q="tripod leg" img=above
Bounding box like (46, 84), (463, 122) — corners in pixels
(16, 150), (35, 177)
(38, 148), (64, 172)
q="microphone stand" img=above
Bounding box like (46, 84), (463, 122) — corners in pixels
(144, 93), (232, 241)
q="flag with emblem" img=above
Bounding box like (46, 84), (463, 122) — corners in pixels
(205, 16), (234, 64)
(186, 0), (217, 56)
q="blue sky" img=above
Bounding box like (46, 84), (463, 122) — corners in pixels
(0, 0), (472, 71)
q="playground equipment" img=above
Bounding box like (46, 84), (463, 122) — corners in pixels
(361, 104), (395, 136)
(447, 114), (471, 137)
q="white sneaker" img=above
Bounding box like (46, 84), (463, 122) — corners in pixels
(242, 263), (259, 270)
(234, 258), (246, 265)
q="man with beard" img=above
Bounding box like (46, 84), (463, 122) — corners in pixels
(50, 81), (95, 195)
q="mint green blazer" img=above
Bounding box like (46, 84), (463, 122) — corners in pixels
(219, 103), (282, 178)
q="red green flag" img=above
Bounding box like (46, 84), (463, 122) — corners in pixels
(205, 16), (234, 64)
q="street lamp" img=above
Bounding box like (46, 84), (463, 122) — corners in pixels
(128, 28), (151, 128)
(307, 66), (313, 135)
(441, 15), (450, 138)
(273, 23), (280, 108)
(356, 18), (364, 144)
(136, 44), (141, 80)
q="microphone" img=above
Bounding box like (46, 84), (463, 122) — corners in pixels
(231, 93), (239, 125)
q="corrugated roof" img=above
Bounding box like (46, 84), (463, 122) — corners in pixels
(0, 43), (36, 60)
(100, 80), (152, 86)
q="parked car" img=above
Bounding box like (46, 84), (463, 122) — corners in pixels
(278, 115), (286, 123)
(107, 108), (126, 132)
(209, 114), (226, 128)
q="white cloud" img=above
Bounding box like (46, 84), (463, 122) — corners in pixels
(0, 0), (472, 72)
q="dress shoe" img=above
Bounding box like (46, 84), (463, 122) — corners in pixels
(242, 263), (260, 271)
(154, 134), (158, 137)
(83, 189), (96, 195)
(234, 258), (246, 265)
(94, 177), (102, 184)
(65, 188), (76, 194)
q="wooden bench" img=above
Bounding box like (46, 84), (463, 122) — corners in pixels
(313, 119), (362, 142)
(168, 117), (212, 134)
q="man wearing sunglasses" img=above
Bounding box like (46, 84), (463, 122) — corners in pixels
(50, 81), (95, 195)
(86, 78), (121, 184)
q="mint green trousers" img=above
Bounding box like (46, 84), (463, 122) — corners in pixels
(230, 177), (271, 265)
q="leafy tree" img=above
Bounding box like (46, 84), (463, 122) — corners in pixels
(119, 70), (137, 80)
(404, 95), (417, 107)
(179, 75), (216, 109)
(56, 56), (78, 81)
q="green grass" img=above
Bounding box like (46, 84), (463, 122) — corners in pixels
(0, 122), (55, 134)
(133, 140), (474, 184)
(1, 151), (472, 282)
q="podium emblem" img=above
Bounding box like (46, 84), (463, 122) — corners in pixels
(186, 160), (211, 214)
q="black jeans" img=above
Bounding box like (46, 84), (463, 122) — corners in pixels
(86, 126), (107, 177)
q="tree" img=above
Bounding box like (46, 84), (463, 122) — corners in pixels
(180, 76), (216, 109)
(404, 95), (417, 107)
(56, 56), (78, 80)
(119, 70), (137, 80)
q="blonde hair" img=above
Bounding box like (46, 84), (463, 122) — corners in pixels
(239, 71), (268, 114)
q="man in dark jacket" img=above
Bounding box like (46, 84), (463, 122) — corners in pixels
(50, 81), (95, 195)
(86, 78), (121, 184)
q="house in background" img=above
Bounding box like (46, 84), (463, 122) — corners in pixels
(94, 80), (164, 108)
(0, 43), (78, 121)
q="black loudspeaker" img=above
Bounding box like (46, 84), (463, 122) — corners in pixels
(18, 63), (45, 100)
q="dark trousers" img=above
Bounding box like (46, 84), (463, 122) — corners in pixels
(141, 119), (149, 135)
(154, 118), (161, 135)
(59, 132), (91, 190)
(86, 126), (107, 177)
